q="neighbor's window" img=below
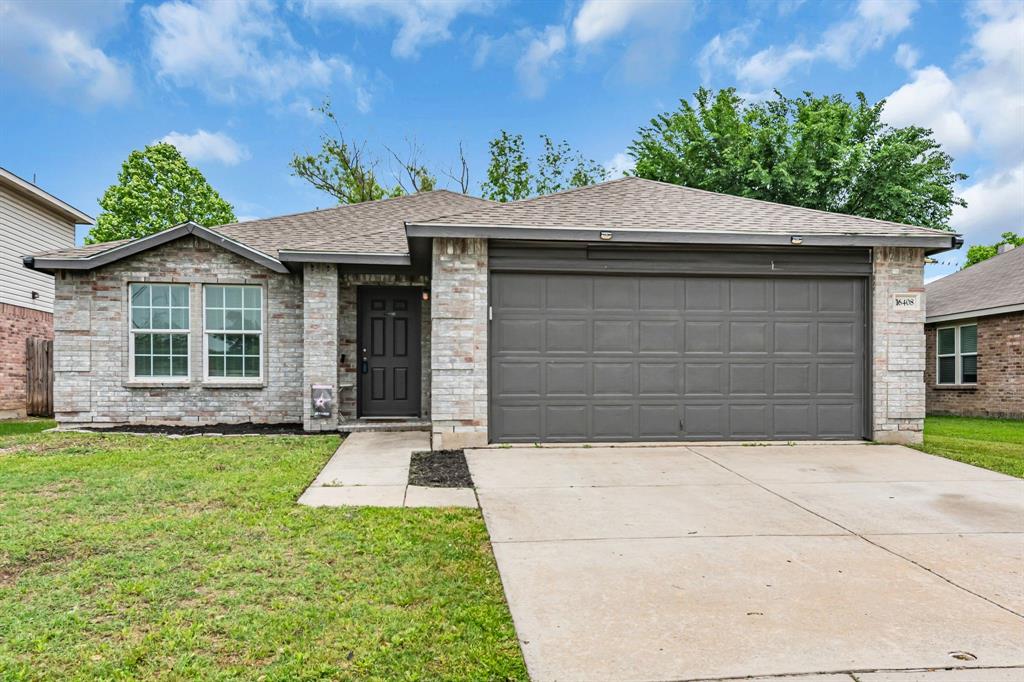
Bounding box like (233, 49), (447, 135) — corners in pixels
(937, 323), (978, 385)
(204, 285), (262, 380)
(130, 283), (190, 379)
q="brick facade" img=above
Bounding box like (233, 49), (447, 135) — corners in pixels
(871, 247), (927, 444)
(924, 311), (1024, 419)
(0, 302), (54, 419)
(430, 238), (488, 449)
(53, 237), (304, 427)
(302, 263), (339, 432)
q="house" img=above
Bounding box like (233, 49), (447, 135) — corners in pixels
(23, 177), (960, 446)
(1, 167), (93, 419)
(924, 244), (1023, 419)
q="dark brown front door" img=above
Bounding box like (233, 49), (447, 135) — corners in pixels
(357, 287), (421, 417)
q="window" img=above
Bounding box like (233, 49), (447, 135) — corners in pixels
(937, 323), (978, 385)
(130, 284), (190, 379)
(204, 285), (262, 380)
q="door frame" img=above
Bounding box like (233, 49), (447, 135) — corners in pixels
(356, 285), (423, 418)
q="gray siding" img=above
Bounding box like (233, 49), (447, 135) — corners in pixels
(0, 185), (76, 313)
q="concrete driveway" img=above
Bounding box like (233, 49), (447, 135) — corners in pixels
(466, 444), (1024, 682)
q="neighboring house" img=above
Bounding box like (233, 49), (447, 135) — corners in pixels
(924, 245), (1023, 419)
(1, 167), (93, 419)
(24, 177), (959, 445)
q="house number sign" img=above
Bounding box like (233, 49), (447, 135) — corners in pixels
(893, 292), (921, 311)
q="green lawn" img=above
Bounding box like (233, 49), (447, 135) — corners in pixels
(0, 419), (57, 436)
(0, 430), (526, 681)
(913, 415), (1024, 478)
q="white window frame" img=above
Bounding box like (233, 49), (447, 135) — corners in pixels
(128, 283), (191, 383)
(202, 284), (265, 384)
(936, 322), (978, 386)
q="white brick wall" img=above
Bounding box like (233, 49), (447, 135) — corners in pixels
(303, 263), (338, 431)
(871, 246), (926, 443)
(430, 237), (488, 449)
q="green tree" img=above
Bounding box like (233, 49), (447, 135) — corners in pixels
(629, 87), (967, 229)
(963, 231), (1024, 268)
(86, 143), (235, 244)
(482, 131), (606, 202)
(481, 131), (531, 202)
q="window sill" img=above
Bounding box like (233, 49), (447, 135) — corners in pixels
(933, 384), (978, 390)
(201, 380), (266, 389)
(125, 380), (192, 389)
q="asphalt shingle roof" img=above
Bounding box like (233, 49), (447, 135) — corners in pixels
(926, 245), (1024, 319)
(413, 176), (952, 237)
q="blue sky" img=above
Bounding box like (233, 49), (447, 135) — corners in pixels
(1, 0), (1021, 280)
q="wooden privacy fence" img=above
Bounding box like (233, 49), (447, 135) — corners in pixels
(26, 337), (53, 417)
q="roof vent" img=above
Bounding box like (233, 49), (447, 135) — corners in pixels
(997, 243), (1016, 254)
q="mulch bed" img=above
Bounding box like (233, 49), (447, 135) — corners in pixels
(82, 423), (308, 436)
(408, 449), (473, 488)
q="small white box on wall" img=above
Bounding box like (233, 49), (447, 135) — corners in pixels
(892, 292), (922, 311)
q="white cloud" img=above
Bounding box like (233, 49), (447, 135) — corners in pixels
(516, 26), (567, 99)
(604, 152), (634, 178)
(144, 0), (372, 111)
(0, 0), (132, 105)
(952, 164), (1024, 244)
(697, 25), (752, 83)
(157, 130), (250, 166)
(710, 0), (918, 88)
(893, 43), (919, 70)
(882, 66), (973, 154)
(298, 0), (490, 58)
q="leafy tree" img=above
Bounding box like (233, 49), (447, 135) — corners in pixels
(482, 131), (606, 202)
(963, 231), (1024, 268)
(86, 143), (235, 244)
(481, 131), (532, 202)
(629, 87), (967, 230)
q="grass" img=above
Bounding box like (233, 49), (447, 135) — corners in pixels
(912, 415), (1024, 478)
(0, 419), (57, 436)
(0, 429), (526, 681)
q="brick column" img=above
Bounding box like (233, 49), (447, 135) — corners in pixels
(303, 263), (339, 431)
(430, 238), (488, 449)
(871, 247), (926, 444)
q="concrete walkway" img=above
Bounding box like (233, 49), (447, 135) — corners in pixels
(467, 443), (1024, 682)
(298, 431), (477, 508)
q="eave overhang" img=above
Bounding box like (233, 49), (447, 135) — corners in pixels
(23, 222), (289, 274)
(405, 223), (961, 255)
(926, 302), (1024, 324)
(277, 250), (411, 266)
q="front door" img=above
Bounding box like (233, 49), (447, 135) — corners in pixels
(357, 286), (422, 417)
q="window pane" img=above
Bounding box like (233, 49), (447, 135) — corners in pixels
(153, 334), (171, 355)
(960, 325), (978, 354)
(225, 309), (243, 331)
(171, 308), (189, 330)
(171, 285), (189, 307)
(153, 356), (171, 376)
(135, 333), (152, 354)
(209, 355), (224, 376)
(131, 284), (150, 306)
(244, 356), (259, 376)
(938, 356), (956, 384)
(224, 286), (243, 308)
(206, 309), (224, 331)
(226, 355), (244, 377)
(962, 355), (977, 383)
(152, 308), (170, 329)
(207, 286), (224, 308)
(151, 285), (169, 306)
(937, 328), (956, 355)
(242, 309), (261, 331)
(171, 334), (188, 354)
(171, 356), (189, 376)
(134, 355), (151, 376)
(225, 334), (244, 356)
(208, 333), (226, 354)
(243, 335), (260, 355)
(244, 286), (260, 308)
(132, 307), (150, 329)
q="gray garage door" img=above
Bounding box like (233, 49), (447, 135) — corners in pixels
(489, 273), (867, 442)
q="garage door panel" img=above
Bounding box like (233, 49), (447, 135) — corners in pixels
(490, 273), (866, 442)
